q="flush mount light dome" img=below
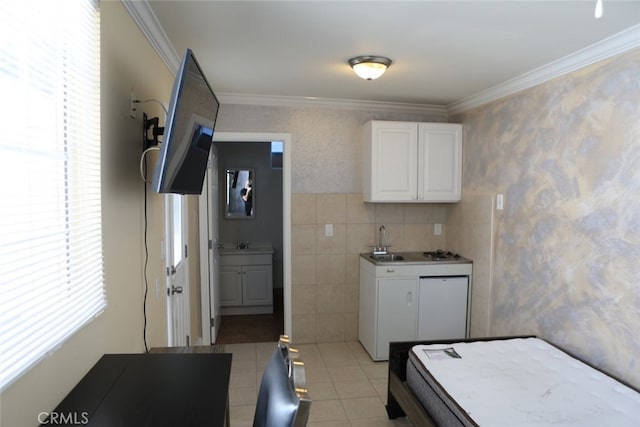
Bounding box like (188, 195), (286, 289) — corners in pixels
(348, 55), (392, 80)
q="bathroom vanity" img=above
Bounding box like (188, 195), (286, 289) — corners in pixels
(219, 246), (273, 315)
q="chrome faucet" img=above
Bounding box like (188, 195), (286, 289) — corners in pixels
(371, 225), (390, 255)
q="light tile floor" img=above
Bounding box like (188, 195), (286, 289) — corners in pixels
(225, 340), (414, 427)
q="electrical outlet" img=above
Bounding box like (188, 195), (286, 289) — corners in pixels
(434, 223), (442, 235)
(129, 91), (137, 119)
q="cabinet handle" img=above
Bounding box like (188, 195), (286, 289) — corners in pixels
(387, 268), (395, 273)
(407, 291), (413, 306)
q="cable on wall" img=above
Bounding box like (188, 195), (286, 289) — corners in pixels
(143, 178), (150, 353)
(141, 131), (157, 353)
(133, 98), (168, 116)
(140, 146), (160, 183)
(137, 100), (166, 353)
(136, 98), (167, 353)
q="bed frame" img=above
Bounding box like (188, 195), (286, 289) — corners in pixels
(385, 336), (529, 426)
(385, 335), (640, 426)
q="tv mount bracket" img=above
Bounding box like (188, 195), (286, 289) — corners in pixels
(143, 113), (164, 150)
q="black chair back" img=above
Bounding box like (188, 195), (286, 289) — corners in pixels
(253, 336), (311, 427)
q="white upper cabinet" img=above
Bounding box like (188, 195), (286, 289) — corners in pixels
(417, 122), (462, 202)
(363, 120), (462, 202)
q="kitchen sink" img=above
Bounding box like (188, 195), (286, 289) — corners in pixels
(369, 253), (405, 262)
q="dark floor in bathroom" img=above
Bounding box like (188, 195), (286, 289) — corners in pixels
(215, 289), (284, 344)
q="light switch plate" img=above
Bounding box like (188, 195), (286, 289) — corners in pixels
(497, 194), (504, 210)
(325, 224), (333, 237)
(434, 223), (442, 235)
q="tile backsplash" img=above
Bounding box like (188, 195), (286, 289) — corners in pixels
(291, 193), (448, 342)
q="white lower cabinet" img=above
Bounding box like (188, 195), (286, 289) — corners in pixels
(219, 251), (273, 315)
(220, 266), (243, 307)
(358, 257), (471, 361)
(376, 278), (418, 359)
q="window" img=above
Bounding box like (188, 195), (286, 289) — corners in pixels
(271, 141), (283, 169)
(0, 0), (103, 391)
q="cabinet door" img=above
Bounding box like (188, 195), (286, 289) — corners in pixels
(219, 266), (243, 307)
(242, 265), (273, 306)
(376, 278), (418, 359)
(418, 276), (468, 340)
(417, 123), (462, 202)
(364, 121), (418, 202)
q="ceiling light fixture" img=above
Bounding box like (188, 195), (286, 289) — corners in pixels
(348, 56), (392, 80)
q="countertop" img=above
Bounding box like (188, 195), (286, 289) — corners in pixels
(219, 246), (274, 255)
(361, 251), (472, 266)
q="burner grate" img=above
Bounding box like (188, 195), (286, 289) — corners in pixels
(423, 250), (462, 260)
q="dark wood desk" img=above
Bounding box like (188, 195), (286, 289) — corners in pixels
(46, 353), (232, 427)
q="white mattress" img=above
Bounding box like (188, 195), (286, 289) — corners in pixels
(410, 338), (640, 427)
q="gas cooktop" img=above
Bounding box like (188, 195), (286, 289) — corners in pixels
(363, 250), (472, 265)
(423, 249), (466, 261)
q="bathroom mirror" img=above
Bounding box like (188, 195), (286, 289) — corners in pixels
(225, 169), (254, 218)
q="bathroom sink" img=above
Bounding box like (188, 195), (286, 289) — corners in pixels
(369, 253), (405, 262)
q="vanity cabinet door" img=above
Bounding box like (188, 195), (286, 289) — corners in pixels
(242, 265), (273, 306)
(219, 265), (243, 307)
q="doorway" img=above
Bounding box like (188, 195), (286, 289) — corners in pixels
(199, 132), (292, 345)
(215, 140), (282, 343)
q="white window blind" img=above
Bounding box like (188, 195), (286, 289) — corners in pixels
(0, 0), (104, 391)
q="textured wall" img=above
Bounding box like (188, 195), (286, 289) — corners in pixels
(216, 104), (444, 194)
(452, 48), (640, 387)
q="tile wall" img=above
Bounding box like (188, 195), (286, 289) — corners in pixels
(291, 193), (448, 343)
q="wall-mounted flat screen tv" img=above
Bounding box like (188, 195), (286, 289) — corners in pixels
(151, 48), (220, 194)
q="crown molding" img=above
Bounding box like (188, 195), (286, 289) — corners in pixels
(121, 0), (445, 117)
(123, 1), (639, 118)
(447, 24), (640, 115)
(217, 93), (448, 117)
(121, 0), (180, 75)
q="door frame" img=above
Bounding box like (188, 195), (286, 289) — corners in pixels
(165, 193), (191, 346)
(199, 131), (292, 344)
(198, 145), (220, 343)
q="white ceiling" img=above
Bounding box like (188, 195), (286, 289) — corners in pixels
(136, 0), (640, 112)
